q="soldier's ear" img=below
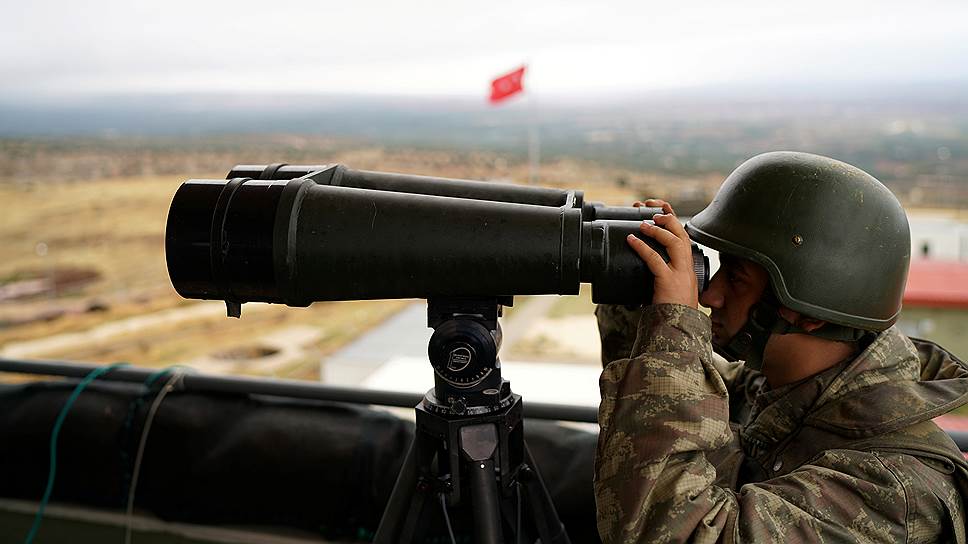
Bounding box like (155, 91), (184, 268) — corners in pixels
(778, 306), (826, 332)
(796, 318), (827, 332)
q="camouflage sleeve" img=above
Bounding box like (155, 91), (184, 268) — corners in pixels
(710, 354), (765, 425)
(595, 303), (732, 541)
(594, 304), (909, 543)
(595, 304), (643, 368)
(595, 304), (761, 410)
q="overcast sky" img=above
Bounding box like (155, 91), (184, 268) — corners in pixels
(2, 0), (967, 100)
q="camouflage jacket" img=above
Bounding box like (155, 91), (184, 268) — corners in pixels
(595, 303), (968, 543)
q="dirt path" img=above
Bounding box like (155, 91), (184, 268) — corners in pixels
(180, 325), (323, 375)
(1, 301), (232, 359)
(500, 296), (558, 354)
(3, 292), (602, 380)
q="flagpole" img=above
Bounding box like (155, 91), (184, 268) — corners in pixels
(528, 96), (540, 184)
(526, 65), (540, 185)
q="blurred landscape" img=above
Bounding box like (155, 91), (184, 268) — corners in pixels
(4, 84), (968, 209)
(1, 87), (967, 386)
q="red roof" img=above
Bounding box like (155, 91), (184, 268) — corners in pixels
(936, 414), (968, 433)
(904, 260), (968, 309)
(935, 415), (968, 459)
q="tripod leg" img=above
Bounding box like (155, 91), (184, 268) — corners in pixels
(374, 437), (418, 544)
(460, 423), (506, 544)
(468, 457), (504, 544)
(520, 443), (571, 544)
(398, 482), (434, 544)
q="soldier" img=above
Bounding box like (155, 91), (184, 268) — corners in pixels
(595, 152), (968, 543)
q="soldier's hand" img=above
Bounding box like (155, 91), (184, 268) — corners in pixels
(633, 198), (675, 216)
(625, 204), (698, 309)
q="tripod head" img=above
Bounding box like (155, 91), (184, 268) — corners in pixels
(425, 297), (514, 417)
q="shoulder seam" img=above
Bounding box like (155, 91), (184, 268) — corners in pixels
(873, 451), (910, 544)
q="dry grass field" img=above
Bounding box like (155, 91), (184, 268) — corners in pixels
(1, 176), (181, 299)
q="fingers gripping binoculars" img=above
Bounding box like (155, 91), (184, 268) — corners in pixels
(165, 163), (709, 315)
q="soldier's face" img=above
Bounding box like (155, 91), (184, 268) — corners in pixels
(699, 255), (769, 347)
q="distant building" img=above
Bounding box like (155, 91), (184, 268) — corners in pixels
(897, 259), (968, 359)
(908, 214), (968, 261)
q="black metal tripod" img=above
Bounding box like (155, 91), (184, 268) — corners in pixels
(374, 297), (571, 544)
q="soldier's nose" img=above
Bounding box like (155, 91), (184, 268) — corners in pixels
(700, 271), (726, 309)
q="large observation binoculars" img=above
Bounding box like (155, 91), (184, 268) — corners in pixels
(166, 163), (709, 314)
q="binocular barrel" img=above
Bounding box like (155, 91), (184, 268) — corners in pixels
(166, 176), (708, 308)
(227, 163), (663, 221)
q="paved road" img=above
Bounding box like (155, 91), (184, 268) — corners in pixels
(321, 302), (431, 386)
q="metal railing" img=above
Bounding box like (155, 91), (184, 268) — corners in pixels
(0, 358), (598, 423)
(1, 357), (966, 451)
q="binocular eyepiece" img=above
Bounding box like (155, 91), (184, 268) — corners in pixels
(166, 163), (709, 315)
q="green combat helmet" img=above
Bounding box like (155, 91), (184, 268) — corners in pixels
(685, 151), (911, 369)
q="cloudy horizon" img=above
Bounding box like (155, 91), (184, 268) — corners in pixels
(3, 0), (968, 102)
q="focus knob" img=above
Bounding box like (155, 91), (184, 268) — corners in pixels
(428, 320), (496, 389)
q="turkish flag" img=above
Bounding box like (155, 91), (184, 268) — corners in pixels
(489, 65), (526, 104)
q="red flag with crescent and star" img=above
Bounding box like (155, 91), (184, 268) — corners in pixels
(489, 65), (526, 104)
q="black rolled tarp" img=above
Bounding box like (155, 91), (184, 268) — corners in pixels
(0, 379), (601, 543)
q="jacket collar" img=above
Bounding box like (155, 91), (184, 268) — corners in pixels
(741, 327), (968, 452)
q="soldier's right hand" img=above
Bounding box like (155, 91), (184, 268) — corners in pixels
(633, 198), (675, 216)
(625, 199), (699, 309)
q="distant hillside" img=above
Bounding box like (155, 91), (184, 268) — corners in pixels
(2, 84), (967, 207)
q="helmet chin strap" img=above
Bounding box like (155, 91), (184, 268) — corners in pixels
(714, 292), (869, 371)
(715, 299), (782, 371)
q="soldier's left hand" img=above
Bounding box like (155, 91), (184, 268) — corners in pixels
(625, 206), (699, 309)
